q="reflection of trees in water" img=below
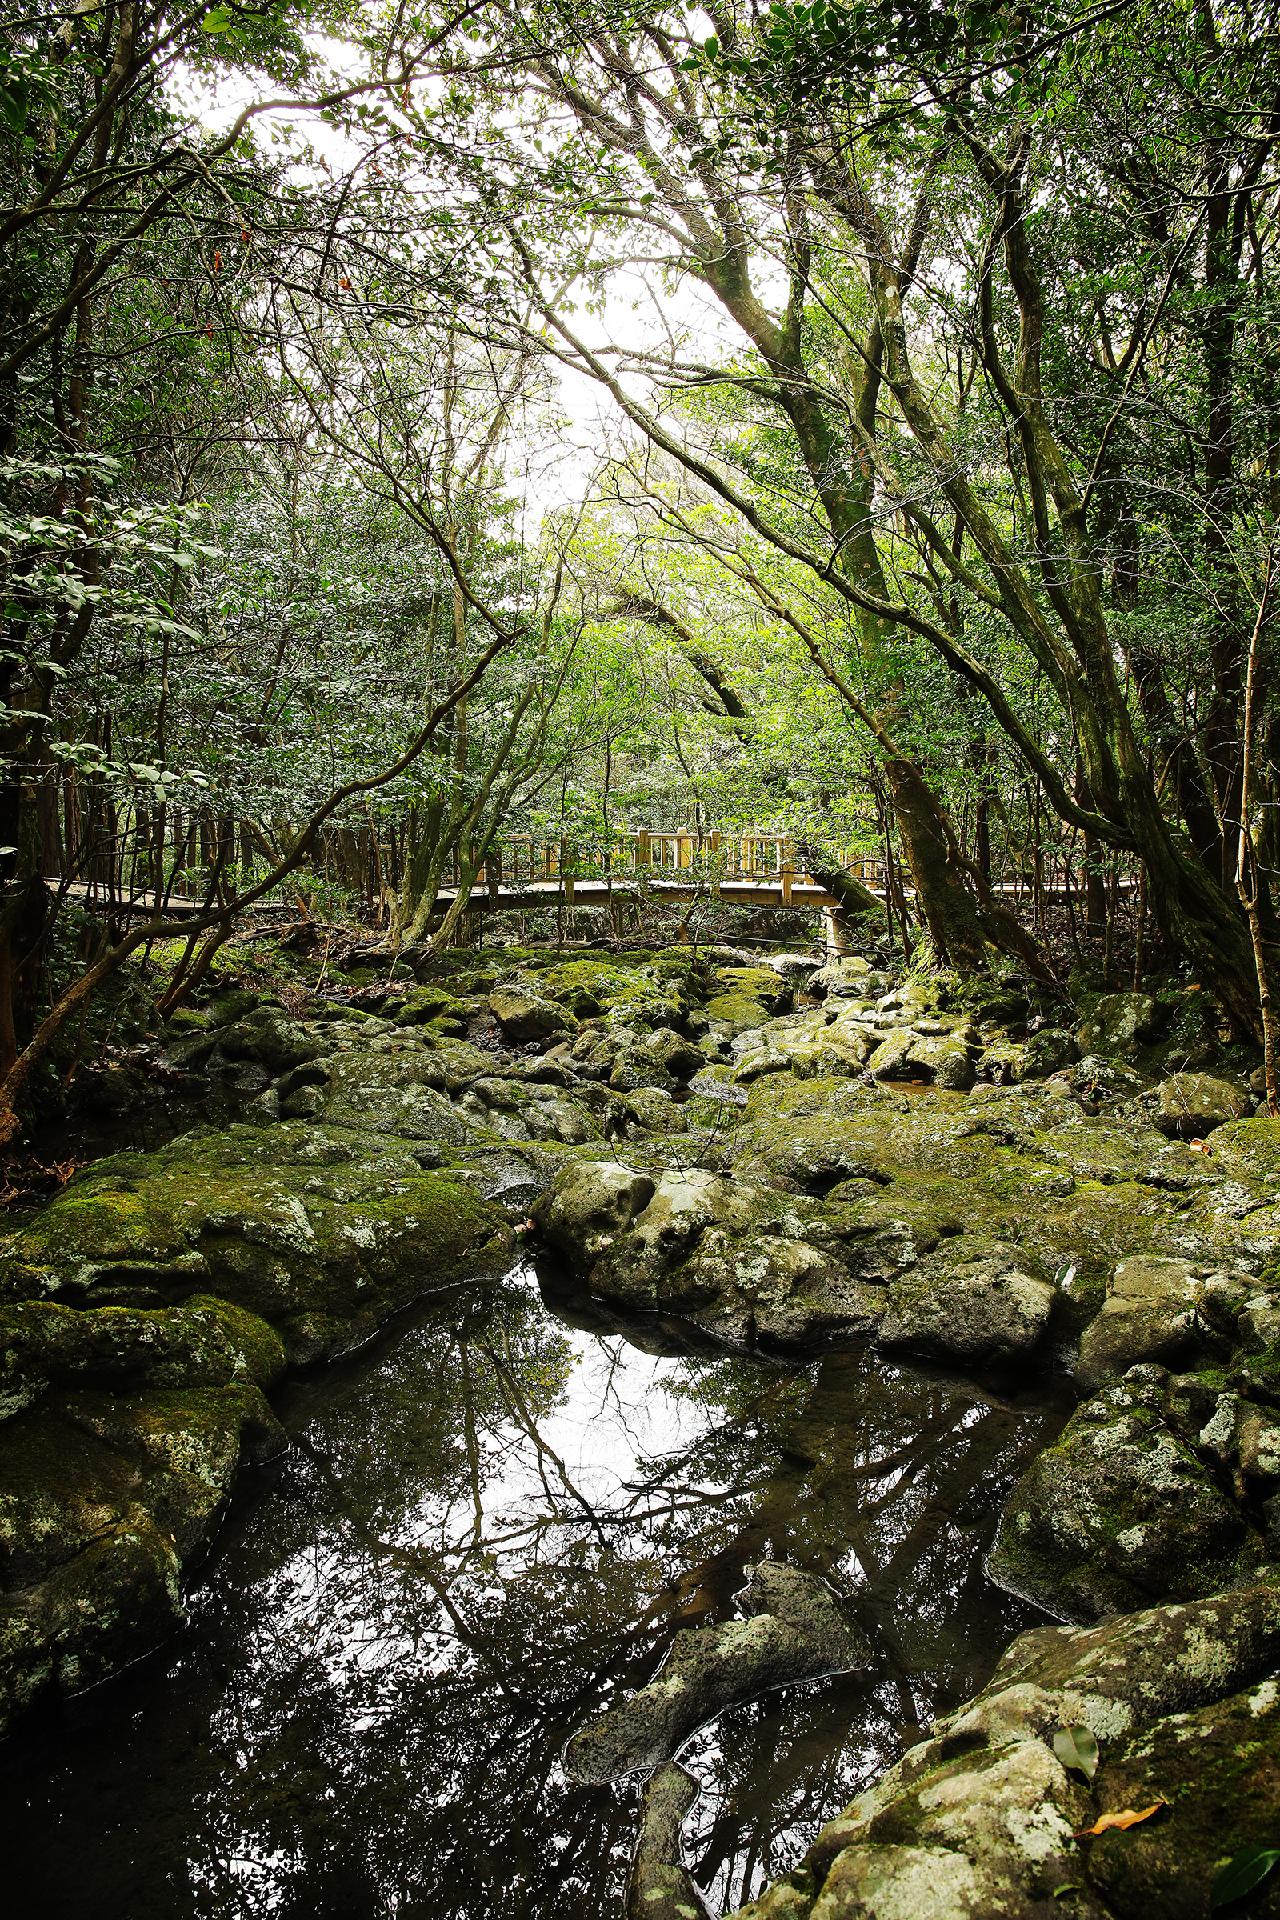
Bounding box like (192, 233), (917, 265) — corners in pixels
(3, 1280), (1061, 1920)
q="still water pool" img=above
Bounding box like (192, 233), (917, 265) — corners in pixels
(0, 1263), (1066, 1918)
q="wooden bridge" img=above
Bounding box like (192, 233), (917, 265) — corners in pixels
(45, 827), (1128, 923)
(443, 831), (869, 913)
(41, 831), (867, 923)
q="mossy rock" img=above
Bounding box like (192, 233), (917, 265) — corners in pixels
(1208, 1115), (1280, 1183)
(0, 1378), (281, 1733)
(526, 954), (656, 1017)
(705, 965), (791, 1035)
(0, 1121), (512, 1363)
(313, 1047), (482, 1140)
(1081, 1678), (1280, 1917)
(990, 1375), (1266, 1620)
(0, 1295), (285, 1420)
(726, 1572), (1280, 1920)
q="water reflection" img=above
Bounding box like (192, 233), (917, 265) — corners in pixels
(0, 1264), (1065, 1920)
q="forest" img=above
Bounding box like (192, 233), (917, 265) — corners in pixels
(2, 3), (1280, 1917)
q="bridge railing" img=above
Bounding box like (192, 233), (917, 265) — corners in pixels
(466, 830), (885, 902)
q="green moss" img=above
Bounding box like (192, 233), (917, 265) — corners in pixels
(529, 955), (653, 1016)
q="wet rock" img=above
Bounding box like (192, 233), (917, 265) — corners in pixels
(566, 1563), (867, 1784)
(1023, 1026), (1079, 1078)
(1153, 1071), (1251, 1139)
(0, 1295), (287, 1416)
(535, 1159), (882, 1350)
(0, 1122), (512, 1363)
(216, 1006), (326, 1077)
(0, 1379), (283, 1735)
(812, 956), (873, 998)
(488, 985), (577, 1045)
(730, 1572), (1280, 1920)
(768, 952), (823, 985)
(989, 1370), (1266, 1620)
(1076, 993), (1159, 1060)
(881, 1244), (1054, 1365)
(536, 1159), (656, 1264)
(1076, 1256), (1206, 1391)
(0, 1108), (513, 1739)
(627, 1764), (713, 1920)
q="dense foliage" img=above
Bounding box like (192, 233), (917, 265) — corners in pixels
(1, 0), (1277, 1132)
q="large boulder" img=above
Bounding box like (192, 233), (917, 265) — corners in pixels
(868, 1025), (976, 1090)
(1076, 992), (1159, 1060)
(704, 965), (793, 1034)
(488, 984), (577, 1045)
(534, 1159), (882, 1349)
(989, 1368), (1267, 1620)
(881, 1243), (1054, 1365)
(812, 955), (874, 998)
(458, 1074), (615, 1145)
(215, 1005), (327, 1076)
(729, 1572), (1280, 1920)
(1154, 1071), (1251, 1139)
(1076, 1256), (1206, 1390)
(0, 1122), (511, 1363)
(0, 1116), (512, 1740)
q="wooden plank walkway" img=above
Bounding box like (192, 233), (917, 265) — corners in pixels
(45, 866), (1133, 922)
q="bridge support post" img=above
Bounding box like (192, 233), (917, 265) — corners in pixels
(822, 907), (850, 955)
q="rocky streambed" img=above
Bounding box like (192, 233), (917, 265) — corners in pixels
(1, 942), (1278, 1917)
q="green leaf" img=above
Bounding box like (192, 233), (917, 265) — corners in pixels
(200, 7), (234, 31)
(1053, 1725), (1099, 1781)
(1211, 1848), (1280, 1910)
(0, 77), (29, 133)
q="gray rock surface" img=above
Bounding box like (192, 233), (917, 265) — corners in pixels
(566, 1563), (867, 1784)
(882, 1244), (1055, 1364)
(730, 1571), (1280, 1920)
(488, 984), (577, 1044)
(1076, 992), (1159, 1059)
(1076, 1256), (1205, 1390)
(990, 1367), (1267, 1619)
(1154, 1070), (1251, 1138)
(627, 1764), (714, 1920)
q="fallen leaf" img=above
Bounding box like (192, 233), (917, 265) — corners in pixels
(1054, 1725), (1099, 1781)
(1210, 1846), (1280, 1909)
(1074, 1801), (1167, 1839)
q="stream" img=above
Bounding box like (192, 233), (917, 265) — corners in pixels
(0, 1259), (1068, 1919)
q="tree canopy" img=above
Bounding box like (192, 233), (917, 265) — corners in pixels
(2, 0), (1277, 1128)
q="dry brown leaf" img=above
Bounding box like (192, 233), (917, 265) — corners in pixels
(1074, 1801), (1167, 1839)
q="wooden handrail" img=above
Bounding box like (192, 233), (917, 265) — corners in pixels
(469, 828), (878, 890)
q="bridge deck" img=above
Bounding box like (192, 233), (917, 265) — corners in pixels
(45, 870), (1128, 922)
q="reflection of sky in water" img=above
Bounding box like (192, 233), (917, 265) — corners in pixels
(0, 1266), (1066, 1920)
